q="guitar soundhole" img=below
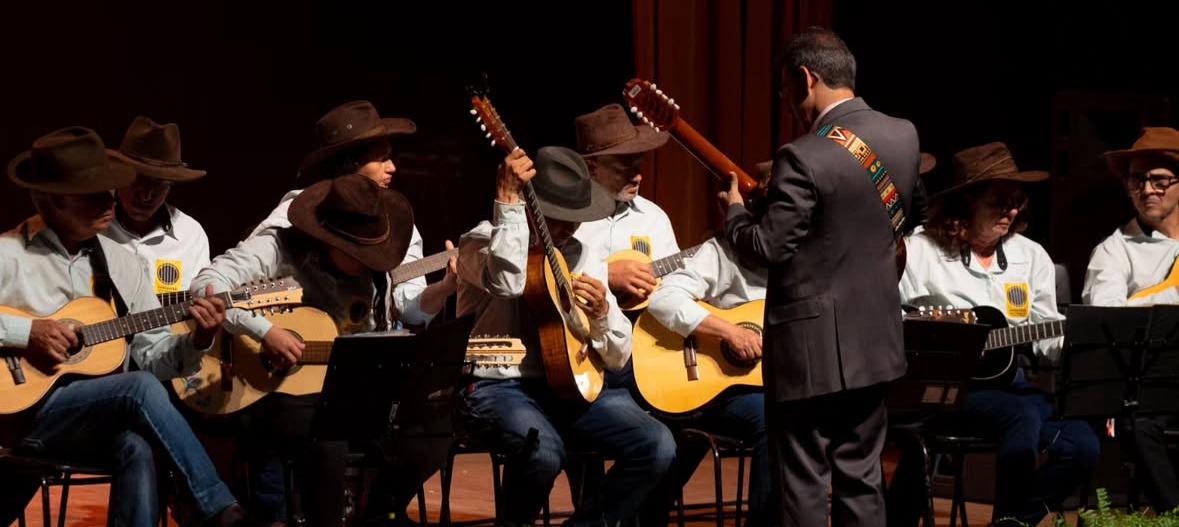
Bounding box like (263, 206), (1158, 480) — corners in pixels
(721, 322), (762, 367)
(59, 318), (90, 365)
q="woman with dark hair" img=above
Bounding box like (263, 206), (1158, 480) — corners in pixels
(899, 142), (1099, 526)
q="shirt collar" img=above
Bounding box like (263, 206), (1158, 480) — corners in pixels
(1123, 217), (1179, 242)
(22, 215), (99, 257)
(615, 198), (642, 216)
(115, 205), (178, 241)
(810, 97), (855, 133)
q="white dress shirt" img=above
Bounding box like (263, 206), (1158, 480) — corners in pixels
(246, 188), (434, 326)
(811, 97), (855, 133)
(647, 237), (768, 337)
(573, 195), (680, 262)
(457, 202), (632, 379)
(105, 204), (211, 294)
(0, 216), (204, 379)
(899, 230), (1065, 360)
(1083, 218), (1179, 306)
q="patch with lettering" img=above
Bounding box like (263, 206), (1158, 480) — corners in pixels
(155, 259), (183, 293)
(1004, 282), (1030, 319)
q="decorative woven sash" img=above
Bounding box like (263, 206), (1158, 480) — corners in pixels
(817, 124), (906, 238)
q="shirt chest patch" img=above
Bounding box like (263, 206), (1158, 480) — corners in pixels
(154, 259), (183, 293)
(630, 235), (652, 257)
(1004, 282), (1030, 319)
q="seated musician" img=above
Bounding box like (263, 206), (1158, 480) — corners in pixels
(1084, 127), (1179, 512)
(0, 127), (245, 527)
(455, 146), (675, 527)
(572, 104), (678, 307)
(105, 116), (211, 293)
(640, 234), (771, 525)
(899, 142), (1098, 525)
(191, 174), (416, 527)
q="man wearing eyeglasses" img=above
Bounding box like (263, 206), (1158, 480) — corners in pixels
(1084, 127), (1179, 512)
(898, 142), (1099, 526)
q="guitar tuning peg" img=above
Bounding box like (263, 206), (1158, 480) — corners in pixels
(655, 89), (663, 96)
(490, 139), (497, 147)
(650, 83), (658, 89)
(629, 106), (638, 114)
(485, 132), (492, 139)
(480, 124), (487, 132)
(636, 111), (644, 119)
(469, 109), (477, 115)
(668, 98), (675, 106)
(673, 103), (681, 110)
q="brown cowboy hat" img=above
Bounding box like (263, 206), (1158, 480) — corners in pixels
(118, 116), (206, 182)
(298, 100), (417, 179)
(752, 152), (936, 181)
(930, 142), (1048, 200)
(1104, 127), (1179, 179)
(576, 103), (669, 157)
(8, 126), (135, 195)
(287, 173), (414, 272)
(533, 146), (616, 222)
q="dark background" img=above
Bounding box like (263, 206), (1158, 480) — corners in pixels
(1, 0), (1177, 299)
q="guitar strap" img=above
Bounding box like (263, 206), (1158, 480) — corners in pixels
(86, 241), (129, 318)
(816, 124), (906, 240)
(372, 271), (390, 331)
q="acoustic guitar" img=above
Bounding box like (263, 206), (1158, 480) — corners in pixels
(172, 305), (526, 415)
(0, 277), (303, 415)
(1129, 255), (1179, 302)
(905, 303), (1065, 386)
(606, 244), (702, 311)
(631, 300), (764, 414)
(469, 89), (605, 403)
(623, 78), (908, 278)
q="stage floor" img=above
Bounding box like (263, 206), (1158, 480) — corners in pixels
(11, 452), (1007, 526)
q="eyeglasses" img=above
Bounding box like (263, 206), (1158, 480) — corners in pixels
(1128, 172), (1179, 191)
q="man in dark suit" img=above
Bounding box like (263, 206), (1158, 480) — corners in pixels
(722, 27), (925, 527)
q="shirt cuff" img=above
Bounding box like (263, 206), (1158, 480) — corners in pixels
(493, 201), (526, 225)
(0, 314), (32, 348)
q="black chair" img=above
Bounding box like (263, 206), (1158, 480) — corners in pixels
(673, 429), (754, 527)
(0, 447), (168, 527)
(438, 436), (552, 527)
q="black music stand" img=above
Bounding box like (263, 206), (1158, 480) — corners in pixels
(888, 318), (991, 414)
(310, 315), (475, 523)
(1058, 305), (1179, 507)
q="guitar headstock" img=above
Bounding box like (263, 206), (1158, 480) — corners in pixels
(468, 80), (518, 154)
(622, 78), (680, 132)
(904, 305), (977, 324)
(227, 276), (304, 313)
(467, 335), (526, 368)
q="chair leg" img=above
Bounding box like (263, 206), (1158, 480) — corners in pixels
(491, 456), (504, 517)
(417, 484), (427, 525)
(283, 459), (307, 527)
(676, 488), (686, 527)
(735, 452), (747, 527)
(712, 447), (723, 527)
(19, 507), (27, 527)
(949, 455), (961, 527)
(440, 450), (456, 526)
(542, 497), (551, 527)
(57, 473), (69, 527)
(40, 477), (51, 527)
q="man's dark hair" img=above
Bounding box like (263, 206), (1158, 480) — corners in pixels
(777, 26), (856, 90)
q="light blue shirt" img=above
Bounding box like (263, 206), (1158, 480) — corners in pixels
(0, 216), (204, 379)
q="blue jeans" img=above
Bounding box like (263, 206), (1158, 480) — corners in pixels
(20, 371), (237, 526)
(461, 378), (676, 525)
(962, 377), (1100, 524)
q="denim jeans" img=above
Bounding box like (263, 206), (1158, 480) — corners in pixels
(461, 378), (676, 526)
(19, 371), (237, 527)
(960, 376), (1100, 525)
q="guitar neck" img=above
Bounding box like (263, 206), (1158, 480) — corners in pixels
(650, 244), (702, 278)
(389, 248), (459, 285)
(667, 117), (759, 194)
(295, 341), (336, 364)
(81, 292), (232, 346)
(984, 320), (1065, 351)
(521, 182), (574, 295)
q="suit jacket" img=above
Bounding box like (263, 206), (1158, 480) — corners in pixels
(726, 98), (925, 402)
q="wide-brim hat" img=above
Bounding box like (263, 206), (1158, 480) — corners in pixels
(298, 100), (417, 179)
(287, 173), (414, 272)
(532, 146), (616, 223)
(118, 115), (206, 182)
(8, 126), (136, 195)
(576, 103), (669, 157)
(1104, 127), (1179, 179)
(930, 142), (1048, 200)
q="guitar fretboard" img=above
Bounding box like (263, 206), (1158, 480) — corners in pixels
(80, 292), (233, 346)
(521, 181), (574, 297)
(984, 320), (1065, 351)
(389, 248), (459, 285)
(651, 244), (702, 278)
(157, 291), (191, 306)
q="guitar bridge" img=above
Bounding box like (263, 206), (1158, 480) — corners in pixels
(683, 336), (699, 381)
(5, 354), (26, 385)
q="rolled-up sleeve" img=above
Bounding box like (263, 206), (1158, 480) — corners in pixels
(647, 241), (719, 337)
(458, 202), (529, 298)
(391, 226), (433, 326)
(190, 228), (288, 341)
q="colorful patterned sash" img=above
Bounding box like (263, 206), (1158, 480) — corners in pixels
(816, 124), (906, 238)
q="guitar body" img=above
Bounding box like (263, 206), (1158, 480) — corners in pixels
(605, 249), (660, 311)
(631, 300), (765, 414)
(172, 307), (339, 414)
(970, 305), (1023, 386)
(522, 248), (604, 404)
(0, 298), (126, 415)
(1129, 255), (1179, 301)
